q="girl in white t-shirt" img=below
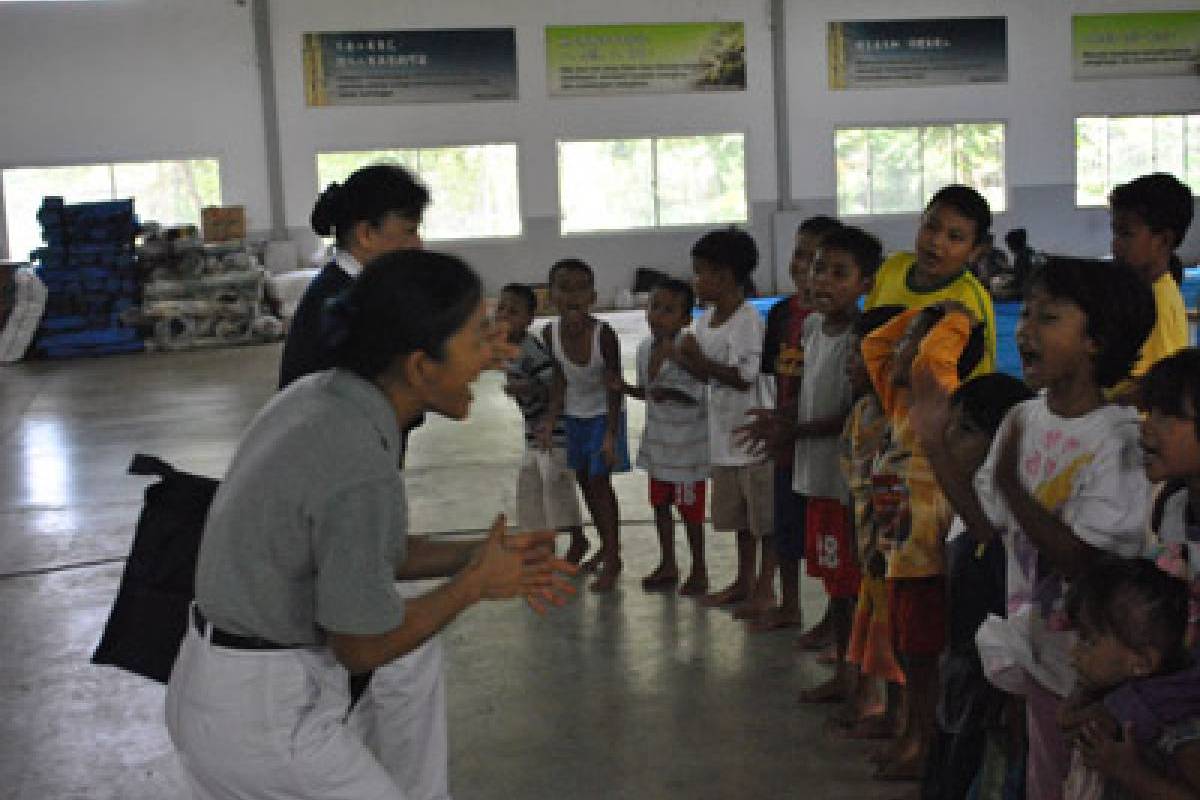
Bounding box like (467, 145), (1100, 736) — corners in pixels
(913, 257), (1156, 800)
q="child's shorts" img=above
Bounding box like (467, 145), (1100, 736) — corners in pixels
(773, 466), (806, 561)
(710, 462), (774, 537)
(649, 478), (706, 524)
(889, 575), (947, 657)
(804, 497), (860, 598)
(516, 447), (584, 531)
(848, 576), (906, 685)
(563, 413), (631, 477)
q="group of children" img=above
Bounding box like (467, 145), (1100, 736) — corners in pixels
(494, 171), (1200, 799)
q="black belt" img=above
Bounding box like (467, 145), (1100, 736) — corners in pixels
(193, 606), (292, 651)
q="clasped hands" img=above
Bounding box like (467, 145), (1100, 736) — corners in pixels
(472, 515), (579, 614)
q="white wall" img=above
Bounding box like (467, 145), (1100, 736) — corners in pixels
(777, 0), (1200, 291)
(0, 0), (272, 235)
(269, 0), (779, 301)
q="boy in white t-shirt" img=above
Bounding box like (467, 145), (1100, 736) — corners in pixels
(675, 227), (774, 613)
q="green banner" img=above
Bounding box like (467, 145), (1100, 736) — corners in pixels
(546, 22), (746, 96)
(1072, 12), (1200, 79)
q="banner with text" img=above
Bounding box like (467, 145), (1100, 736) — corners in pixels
(545, 22), (746, 96)
(1072, 12), (1200, 80)
(827, 17), (1007, 89)
(303, 29), (517, 106)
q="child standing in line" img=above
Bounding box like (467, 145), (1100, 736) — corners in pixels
(1061, 558), (1200, 798)
(910, 371), (1034, 799)
(747, 215), (842, 633)
(919, 258), (1156, 800)
(1108, 173), (1193, 403)
(674, 228), (773, 612)
(540, 259), (629, 592)
(1142, 348), (1200, 652)
(780, 226), (881, 704)
(860, 301), (988, 780)
(495, 283), (588, 565)
(836, 305), (905, 739)
(612, 279), (710, 594)
(865, 184), (997, 379)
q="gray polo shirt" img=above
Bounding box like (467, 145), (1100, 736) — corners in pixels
(195, 369), (408, 645)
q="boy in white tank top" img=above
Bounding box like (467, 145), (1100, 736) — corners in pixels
(539, 259), (630, 592)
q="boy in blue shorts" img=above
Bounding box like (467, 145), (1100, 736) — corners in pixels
(540, 259), (629, 592)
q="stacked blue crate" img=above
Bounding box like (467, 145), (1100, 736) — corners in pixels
(32, 197), (143, 358)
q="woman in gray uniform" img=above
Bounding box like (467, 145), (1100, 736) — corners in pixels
(166, 250), (575, 800)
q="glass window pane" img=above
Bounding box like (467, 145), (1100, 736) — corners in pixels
(656, 134), (746, 226)
(1076, 117), (1109, 206)
(2, 165), (112, 260)
(1152, 116), (1185, 177)
(954, 123), (1006, 213)
(413, 145), (521, 240)
(316, 147), (519, 241)
(316, 150), (419, 191)
(558, 139), (653, 233)
(1107, 117), (1155, 188)
(1187, 115), (1200, 196)
(835, 129), (870, 215)
(868, 128), (921, 214)
(112, 159), (221, 229)
(921, 126), (955, 206)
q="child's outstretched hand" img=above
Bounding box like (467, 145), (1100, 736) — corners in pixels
(1079, 721), (1141, 778)
(606, 372), (630, 396)
(909, 364), (951, 450)
(485, 319), (519, 369)
(734, 407), (775, 458)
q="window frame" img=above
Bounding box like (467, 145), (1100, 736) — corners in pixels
(555, 130), (751, 236)
(314, 140), (525, 244)
(1072, 111), (1200, 208)
(831, 119), (1009, 219)
(0, 154), (223, 261)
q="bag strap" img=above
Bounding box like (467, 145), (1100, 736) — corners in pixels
(128, 453), (175, 478)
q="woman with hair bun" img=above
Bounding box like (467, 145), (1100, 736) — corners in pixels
(167, 251), (577, 800)
(279, 164), (430, 389)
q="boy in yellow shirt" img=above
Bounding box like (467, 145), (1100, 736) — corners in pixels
(1109, 172), (1193, 401)
(866, 185), (997, 379)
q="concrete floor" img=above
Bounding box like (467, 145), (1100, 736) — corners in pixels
(0, 312), (906, 800)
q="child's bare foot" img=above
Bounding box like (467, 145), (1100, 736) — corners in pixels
(589, 560), (622, 593)
(580, 548), (607, 574)
(732, 599), (771, 620)
(794, 611), (835, 650)
(872, 751), (925, 781)
(700, 581), (748, 607)
(747, 606), (803, 632)
(798, 675), (846, 704)
(640, 565), (679, 591)
(830, 712), (894, 740)
(679, 573), (709, 596)
(564, 535), (588, 565)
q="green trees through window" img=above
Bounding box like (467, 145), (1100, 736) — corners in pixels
(835, 123), (1005, 216)
(316, 144), (520, 240)
(1075, 114), (1200, 206)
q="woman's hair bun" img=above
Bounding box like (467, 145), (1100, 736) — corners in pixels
(310, 182), (348, 236)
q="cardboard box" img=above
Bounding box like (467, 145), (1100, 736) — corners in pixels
(201, 206), (246, 242)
